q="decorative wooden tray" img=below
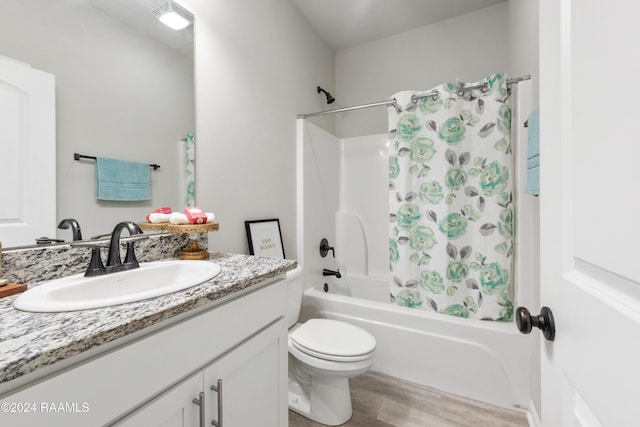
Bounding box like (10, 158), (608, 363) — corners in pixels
(166, 223), (219, 234)
(138, 223), (169, 232)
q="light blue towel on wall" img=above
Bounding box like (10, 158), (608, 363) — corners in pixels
(96, 157), (151, 201)
(524, 108), (540, 195)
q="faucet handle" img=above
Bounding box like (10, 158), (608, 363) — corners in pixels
(72, 243), (107, 276)
(36, 237), (65, 244)
(122, 236), (149, 270)
(319, 238), (335, 258)
(90, 232), (111, 240)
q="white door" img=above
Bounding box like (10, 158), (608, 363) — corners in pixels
(538, 0), (640, 425)
(0, 55), (55, 247)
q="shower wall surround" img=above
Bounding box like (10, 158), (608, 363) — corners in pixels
(297, 121), (340, 291)
(2, 234), (202, 285)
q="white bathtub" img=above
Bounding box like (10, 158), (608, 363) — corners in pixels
(299, 275), (532, 411)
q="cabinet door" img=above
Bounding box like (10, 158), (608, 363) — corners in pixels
(114, 374), (203, 427)
(204, 318), (288, 427)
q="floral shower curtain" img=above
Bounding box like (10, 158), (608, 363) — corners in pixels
(388, 73), (514, 321)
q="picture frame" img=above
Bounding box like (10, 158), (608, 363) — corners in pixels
(245, 219), (285, 259)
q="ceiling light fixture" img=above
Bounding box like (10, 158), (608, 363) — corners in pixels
(152, 1), (193, 31)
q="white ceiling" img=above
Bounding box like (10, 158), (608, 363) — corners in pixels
(84, 0), (505, 54)
(291, 0), (506, 51)
(85, 0), (193, 53)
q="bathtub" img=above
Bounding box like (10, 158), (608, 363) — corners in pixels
(299, 275), (532, 411)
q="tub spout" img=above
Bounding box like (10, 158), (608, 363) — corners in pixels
(322, 268), (341, 279)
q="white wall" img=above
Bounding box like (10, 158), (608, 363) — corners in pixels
(334, 3), (510, 138)
(0, 0), (194, 242)
(338, 134), (389, 278)
(509, 0), (540, 106)
(182, 0), (334, 257)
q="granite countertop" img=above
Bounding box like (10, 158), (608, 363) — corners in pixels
(0, 252), (296, 387)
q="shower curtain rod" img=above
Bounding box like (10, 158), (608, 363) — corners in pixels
(297, 74), (530, 119)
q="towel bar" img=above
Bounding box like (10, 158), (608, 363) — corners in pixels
(74, 153), (160, 170)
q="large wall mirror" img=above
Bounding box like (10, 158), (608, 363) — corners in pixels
(0, 0), (195, 248)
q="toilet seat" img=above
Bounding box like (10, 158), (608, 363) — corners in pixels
(290, 319), (376, 362)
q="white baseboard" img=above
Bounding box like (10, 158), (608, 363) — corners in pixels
(526, 400), (542, 427)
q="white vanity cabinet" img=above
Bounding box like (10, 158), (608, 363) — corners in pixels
(114, 372), (202, 427)
(0, 277), (288, 427)
(203, 319), (284, 427)
(115, 319), (286, 427)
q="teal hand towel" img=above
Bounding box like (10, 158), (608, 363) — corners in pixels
(96, 157), (151, 201)
(525, 108), (540, 195)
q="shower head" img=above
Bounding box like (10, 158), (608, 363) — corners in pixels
(317, 86), (335, 104)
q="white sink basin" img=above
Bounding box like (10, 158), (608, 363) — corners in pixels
(13, 260), (222, 313)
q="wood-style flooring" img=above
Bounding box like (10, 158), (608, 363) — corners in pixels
(289, 371), (528, 427)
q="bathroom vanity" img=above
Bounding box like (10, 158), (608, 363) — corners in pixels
(0, 252), (295, 426)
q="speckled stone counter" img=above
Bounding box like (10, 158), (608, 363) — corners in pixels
(0, 252), (296, 386)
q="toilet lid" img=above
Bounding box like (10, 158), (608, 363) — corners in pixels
(290, 319), (376, 359)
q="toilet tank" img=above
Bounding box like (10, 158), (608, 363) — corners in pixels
(285, 265), (304, 328)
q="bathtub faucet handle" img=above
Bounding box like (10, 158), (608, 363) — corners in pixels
(320, 238), (335, 258)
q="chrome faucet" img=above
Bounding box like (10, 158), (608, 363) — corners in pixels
(322, 268), (342, 279)
(106, 221), (144, 273)
(58, 218), (83, 241)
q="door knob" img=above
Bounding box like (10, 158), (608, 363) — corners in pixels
(516, 306), (555, 341)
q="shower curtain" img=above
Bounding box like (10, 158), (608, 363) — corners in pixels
(388, 73), (513, 320)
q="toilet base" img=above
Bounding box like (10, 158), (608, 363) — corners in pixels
(288, 375), (353, 426)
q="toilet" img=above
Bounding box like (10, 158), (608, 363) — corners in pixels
(285, 266), (376, 425)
